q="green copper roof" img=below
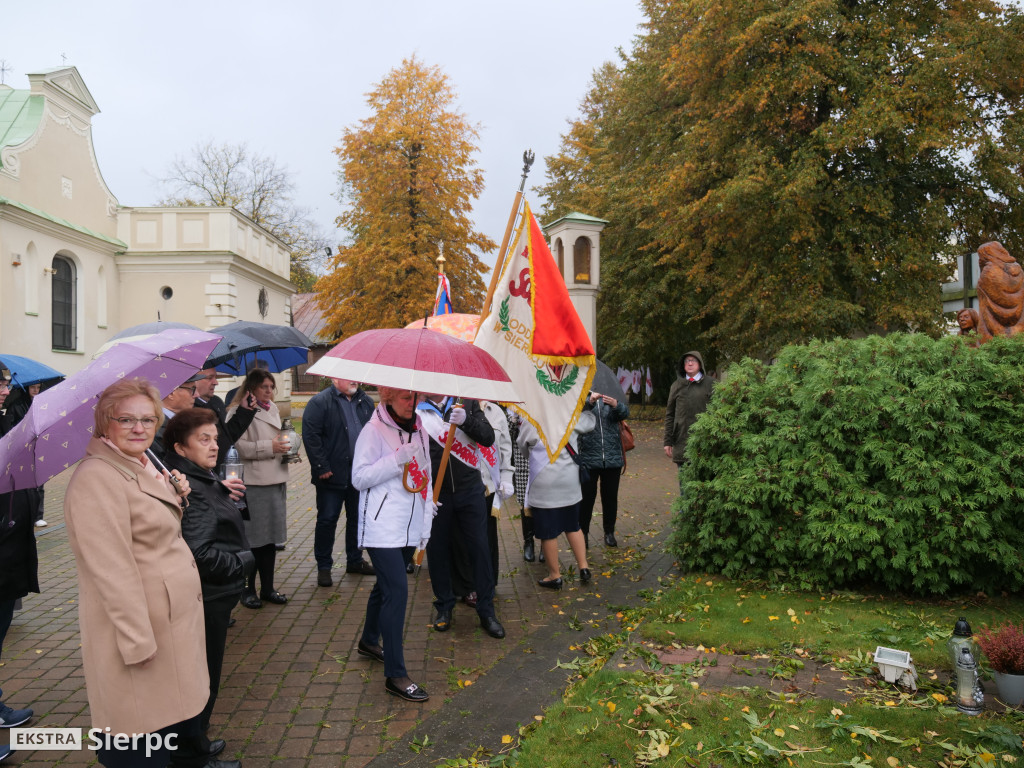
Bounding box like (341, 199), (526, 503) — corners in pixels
(0, 196), (126, 248)
(0, 86), (45, 166)
(543, 211), (610, 230)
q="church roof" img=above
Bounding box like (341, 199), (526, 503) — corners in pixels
(291, 293), (335, 346)
(543, 211), (609, 231)
(0, 195), (126, 248)
(0, 86), (44, 165)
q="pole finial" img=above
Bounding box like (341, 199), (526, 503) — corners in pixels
(521, 149), (535, 182)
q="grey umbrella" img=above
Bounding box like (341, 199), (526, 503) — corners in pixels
(591, 359), (627, 402)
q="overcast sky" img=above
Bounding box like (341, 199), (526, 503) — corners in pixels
(2, 1), (646, 277)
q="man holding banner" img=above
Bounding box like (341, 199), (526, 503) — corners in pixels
(418, 395), (506, 640)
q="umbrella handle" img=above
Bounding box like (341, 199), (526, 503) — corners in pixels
(402, 465), (427, 494)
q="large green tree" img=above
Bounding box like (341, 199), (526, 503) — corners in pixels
(318, 57), (494, 337)
(539, 0), (1024, 369)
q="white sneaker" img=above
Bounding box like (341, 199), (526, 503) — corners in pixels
(34, 520), (47, 527)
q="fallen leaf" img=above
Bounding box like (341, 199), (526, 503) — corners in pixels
(607, 702), (616, 713)
(789, 725), (800, 730)
(769, 616), (780, 621)
(657, 744), (670, 757)
(787, 608), (796, 616)
(501, 735), (513, 744)
(931, 693), (947, 703)
(681, 723), (693, 730)
(774, 728), (786, 737)
(742, 617), (752, 624)
(832, 708), (844, 716)
(887, 758), (900, 767)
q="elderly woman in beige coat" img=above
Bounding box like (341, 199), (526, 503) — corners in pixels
(64, 378), (231, 768)
(227, 370), (290, 609)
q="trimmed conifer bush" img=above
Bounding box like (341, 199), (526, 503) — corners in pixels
(668, 333), (1024, 595)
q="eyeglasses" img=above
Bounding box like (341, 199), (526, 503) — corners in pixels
(177, 385), (197, 395)
(113, 416), (159, 429)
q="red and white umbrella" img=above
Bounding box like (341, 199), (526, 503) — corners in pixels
(307, 327), (520, 403)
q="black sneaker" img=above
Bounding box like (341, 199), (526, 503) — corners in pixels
(317, 569), (333, 587)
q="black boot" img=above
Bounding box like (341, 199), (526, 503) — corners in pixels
(523, 537), (535, 562)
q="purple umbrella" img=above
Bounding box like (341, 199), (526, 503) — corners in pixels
(0, 329), (220, 492)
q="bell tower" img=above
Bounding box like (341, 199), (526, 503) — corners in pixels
(543, 211), (608, 349)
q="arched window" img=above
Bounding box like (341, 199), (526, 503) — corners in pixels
(573, 236), (591, 284)
(555, 238), (565, 281)
(52, 255), (76, 350)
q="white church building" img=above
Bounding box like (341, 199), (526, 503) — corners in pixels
(0, 67), (296, 378)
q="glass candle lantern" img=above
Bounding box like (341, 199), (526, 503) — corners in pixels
(947, 617), (978, 670)
(954, 647), (985, 715)
(280, 419), (302, 464)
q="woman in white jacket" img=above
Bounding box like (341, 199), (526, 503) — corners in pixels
(352, 387), (435, 702)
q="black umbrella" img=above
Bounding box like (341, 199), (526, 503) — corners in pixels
(592, 359), (627, 402)
(213, 320), (312, 349)
(211, 320), (312, 375)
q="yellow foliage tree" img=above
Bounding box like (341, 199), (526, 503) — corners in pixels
(317, 56), (494, 338)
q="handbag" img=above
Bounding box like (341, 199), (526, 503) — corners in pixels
(564, 442), (590, 485)
(619, 421), (635, 453)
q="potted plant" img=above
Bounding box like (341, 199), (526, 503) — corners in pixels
(976, 621), (1024, 707)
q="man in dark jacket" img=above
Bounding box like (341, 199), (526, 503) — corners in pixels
(418, 396), (505, 640)
(664, 351), (714, 467)
(192, 368), (257, 472)
(302, 379), (375, 586)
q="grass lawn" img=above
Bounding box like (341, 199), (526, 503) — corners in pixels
(509, 673), (1023, 767)
(466, 577), (1024, 767)
(637, 576), (1024, 673)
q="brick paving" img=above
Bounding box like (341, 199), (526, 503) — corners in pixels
(2, 421), (682, 766)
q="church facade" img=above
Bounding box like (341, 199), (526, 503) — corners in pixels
(0, 67), (295, 378)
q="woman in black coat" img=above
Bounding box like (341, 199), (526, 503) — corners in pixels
(0, 376), (37, 755)
(164, 408), (254, 762)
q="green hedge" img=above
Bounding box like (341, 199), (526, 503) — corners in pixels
(668, 333), (1024, 595)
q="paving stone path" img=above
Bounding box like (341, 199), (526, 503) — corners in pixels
(1, 421), (682, 766)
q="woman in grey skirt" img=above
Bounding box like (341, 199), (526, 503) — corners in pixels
(228, 370), (291, 609)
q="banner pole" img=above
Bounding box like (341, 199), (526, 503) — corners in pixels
(476, 150), (534, 337)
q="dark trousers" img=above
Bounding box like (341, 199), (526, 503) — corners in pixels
(200, 594), (238, 733)
(0, 599), (14, 661)
(579, 466), (622, 539)
(451, 493), (500, 594)
(427, 488), (495, 617)
(361, 548), (409, 679)
(97, 716), (201, 768)
(314, 485), (362, 569)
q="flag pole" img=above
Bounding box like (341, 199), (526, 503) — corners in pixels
(476, 150), (535, 334)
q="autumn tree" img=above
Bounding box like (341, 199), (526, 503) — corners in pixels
(159, 141), (328, 291)
(539, 0), (1024, 369)
(317, 56), (494, 337)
